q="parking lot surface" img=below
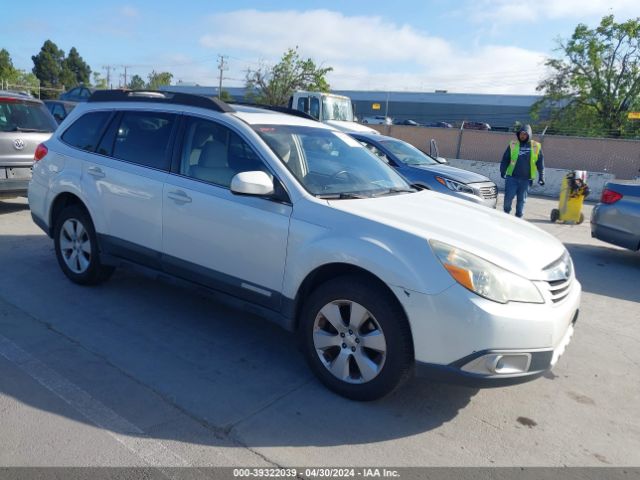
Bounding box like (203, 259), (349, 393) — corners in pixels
(0, 195), (639, 467)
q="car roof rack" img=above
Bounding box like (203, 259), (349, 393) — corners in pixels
(88, 89), (235, 113)
(230, 101), (318, 121)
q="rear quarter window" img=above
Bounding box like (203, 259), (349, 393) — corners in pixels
(61, 111), (112, 152)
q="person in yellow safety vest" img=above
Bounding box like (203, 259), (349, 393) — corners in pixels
(499, 124), (545, 218)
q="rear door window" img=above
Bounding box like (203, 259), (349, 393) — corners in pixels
(61, 111), (112, 152)
(112, 111), (177, 170)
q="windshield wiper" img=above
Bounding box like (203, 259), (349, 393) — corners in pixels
(12, 127), (51, 133)
(370, 187), (416, 197)
(316, 192), (371, 199)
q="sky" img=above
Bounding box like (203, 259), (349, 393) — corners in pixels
(3, 0), (639, 95)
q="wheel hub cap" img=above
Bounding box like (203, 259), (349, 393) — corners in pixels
(312, 300), (387, 384)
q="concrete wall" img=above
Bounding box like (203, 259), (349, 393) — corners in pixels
(446, 158), (615, 199)
(374, 125), (640, 181)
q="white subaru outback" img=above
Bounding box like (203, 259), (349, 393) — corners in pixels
(28, 90), (580, 400)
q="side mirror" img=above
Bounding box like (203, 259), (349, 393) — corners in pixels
(230, 171), (275, 196)
(436, 157), (449, 165)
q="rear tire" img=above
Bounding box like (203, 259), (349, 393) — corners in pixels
(300, 275), (413, 401)
(53, 205), (114, 285)
(550, 209), (560, 222)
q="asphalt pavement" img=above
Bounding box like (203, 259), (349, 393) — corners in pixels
(0, 195), (638, 467)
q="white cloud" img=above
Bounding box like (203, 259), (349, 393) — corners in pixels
(197, 9), (548, 94)
(120, 5), (138, 18)
(469, 0), (639, 24)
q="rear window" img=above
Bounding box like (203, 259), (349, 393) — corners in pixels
(61, 111), (112, 152)
(0, 97), (57, 133)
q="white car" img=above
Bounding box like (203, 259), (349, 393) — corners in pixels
(361, 115), (392, 125)
(28, 90), (580, 400)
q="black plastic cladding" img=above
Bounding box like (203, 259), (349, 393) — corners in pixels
(88, 89), (235, 113)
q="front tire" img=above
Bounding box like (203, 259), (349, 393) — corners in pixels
(53, 205), (114, 285)
(300, 275), (413, 401)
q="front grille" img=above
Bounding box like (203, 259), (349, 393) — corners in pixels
(543, 252), (574, 303)
(546, 277), (573, 303)
(479, 185), (497, 199)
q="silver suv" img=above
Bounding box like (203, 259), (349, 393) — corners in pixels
(0, 91), (57, 198)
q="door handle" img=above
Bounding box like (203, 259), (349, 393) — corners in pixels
(87, 166), (105, 178)
(167, 190), (192, 204)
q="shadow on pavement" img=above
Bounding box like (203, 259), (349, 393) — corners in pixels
(0, 199), (29, 215)
(0, 233), (478, 449)
(565, 242), (640, 303)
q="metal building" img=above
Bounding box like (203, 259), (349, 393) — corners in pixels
(160, 85), (541, 129)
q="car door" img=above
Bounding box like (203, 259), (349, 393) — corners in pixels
(162, 115), (292, 311)
(78, 109), (177, 268)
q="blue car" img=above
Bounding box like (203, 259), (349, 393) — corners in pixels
(350, 132), (498, 208)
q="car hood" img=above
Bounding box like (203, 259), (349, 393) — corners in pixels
(326, 120), (380, 134)
(407, 163), (491, 184)
(328, 190), (565, 280)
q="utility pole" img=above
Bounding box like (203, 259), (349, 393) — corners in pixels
(120, 65), (132, 88)
(102, 65), (114, 89)
(217, 55), (228, 99)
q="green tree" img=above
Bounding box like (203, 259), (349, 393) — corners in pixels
(63, 47), (91, 86)
(533, 15), (640, 138)
(146, 70), (173, 90)
(128, 74), (146, 90)
(31, 40), (66, 99)
(245, 47), (332, 106)
(219, 89), (233, 102)
(92, 72), (108, 89)
(0, 49), (17, 83)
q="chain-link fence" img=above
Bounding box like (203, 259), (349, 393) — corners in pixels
(0, 79), (65, 99)
(378, 125), (640, 180)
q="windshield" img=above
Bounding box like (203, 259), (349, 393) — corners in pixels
(321, 96), (354, 122)
(380, 139), (439, 166)
(0, 98), (57, 132)
(254, 125), (412, 197)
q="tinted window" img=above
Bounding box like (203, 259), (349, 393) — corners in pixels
(310, 97), (320, 120)
(112, 111), (176, 169)
(52, 104), (66, 121)
(0, 98), (58, 133)
(79, 89), (91, 98)
(179, 117), (268, 188)
(61, 111), (112, 151)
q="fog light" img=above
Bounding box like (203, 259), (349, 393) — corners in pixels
(462, 352), (532, 375)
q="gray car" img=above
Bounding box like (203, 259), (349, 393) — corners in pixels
(350, 132), (497, 208)
(0, 91), (57, 198)
(591, 180), (640, 251)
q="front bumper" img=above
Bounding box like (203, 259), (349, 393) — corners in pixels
(415, 311), (577, 387)
(391, 276), (581, 387)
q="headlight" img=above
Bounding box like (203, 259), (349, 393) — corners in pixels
(435, 176), (475, 194)
(429, 240), (544, 304)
